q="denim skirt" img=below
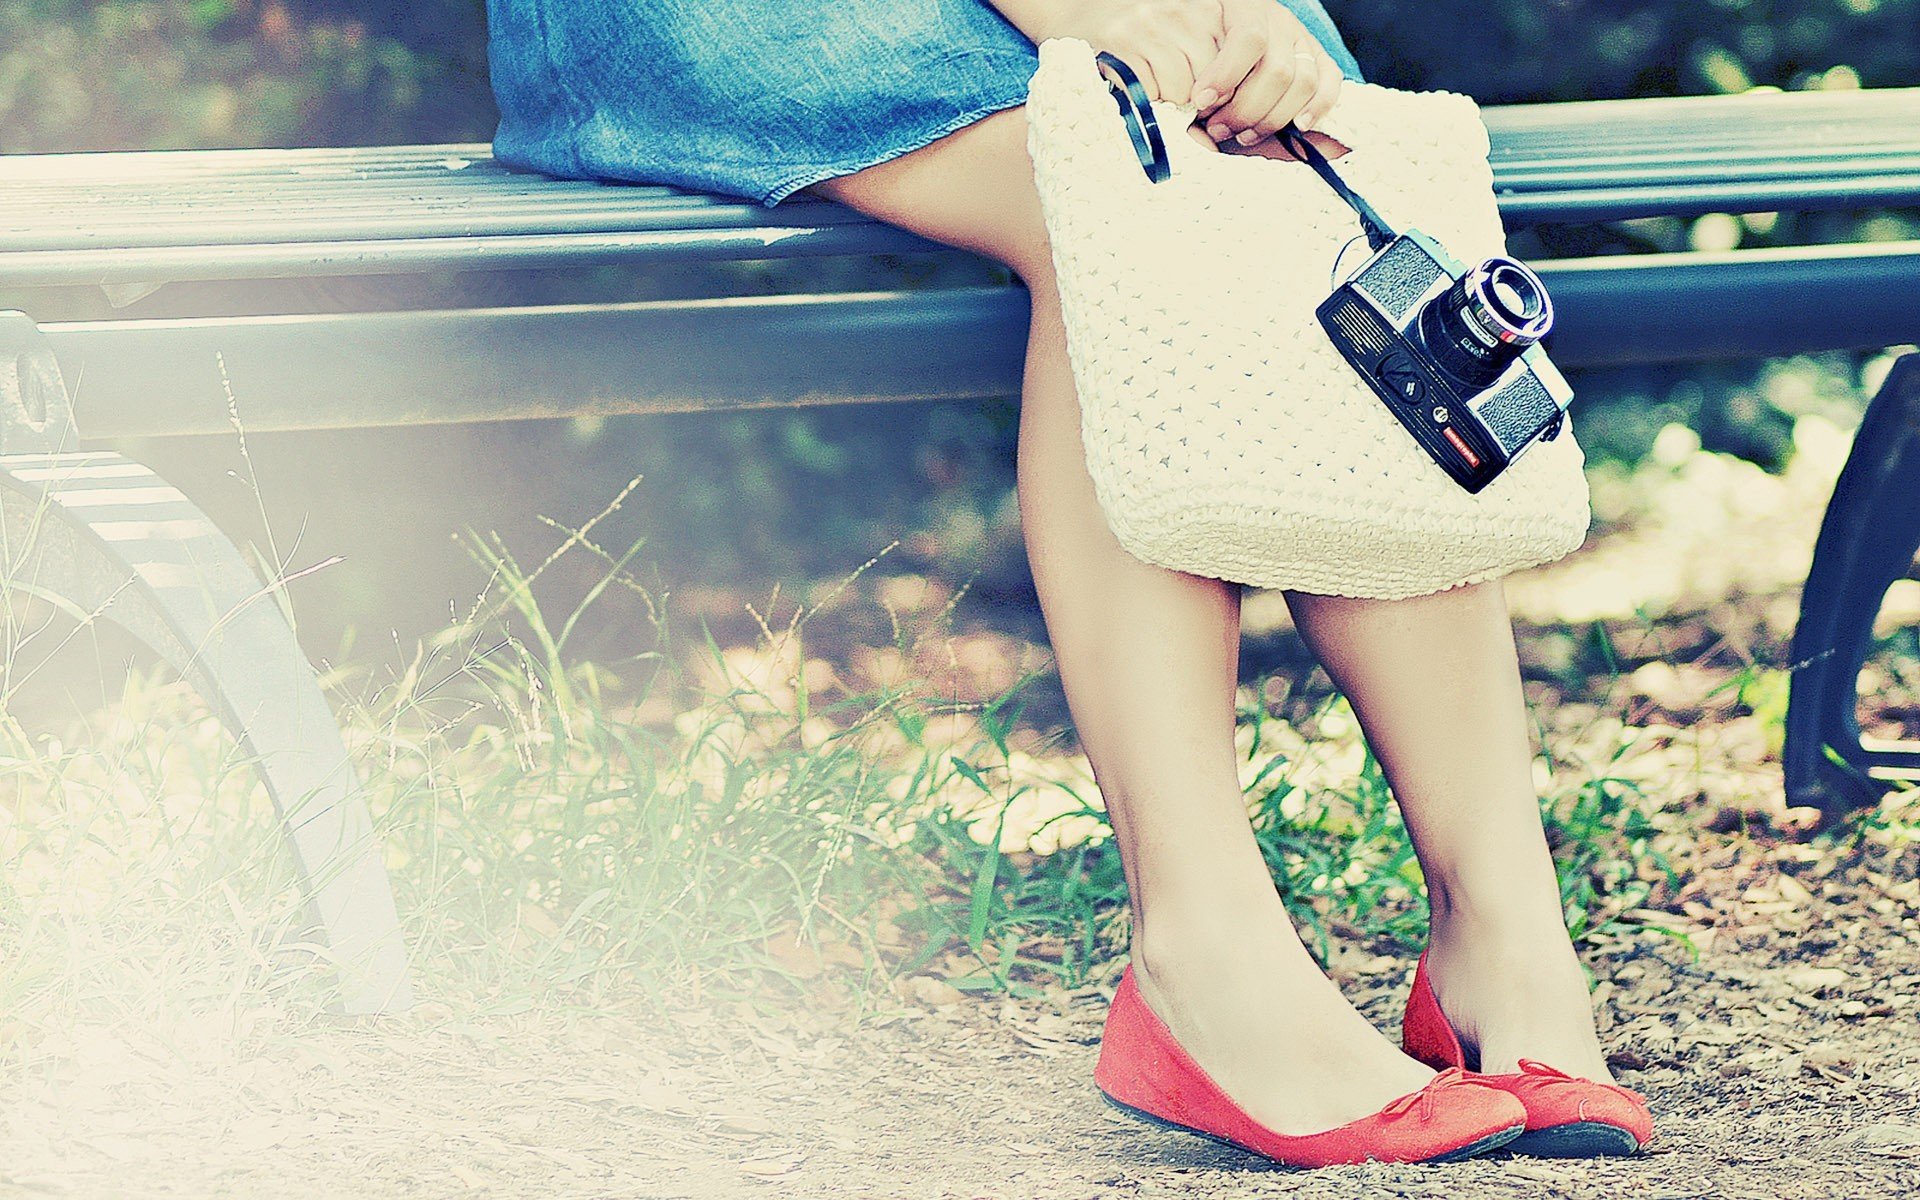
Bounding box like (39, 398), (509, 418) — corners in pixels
(485, 1), (1366, 208)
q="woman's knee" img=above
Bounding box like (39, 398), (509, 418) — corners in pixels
(801, 104), (1056, 284)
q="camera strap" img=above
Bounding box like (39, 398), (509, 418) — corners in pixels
(1276, 124), (1398, 252)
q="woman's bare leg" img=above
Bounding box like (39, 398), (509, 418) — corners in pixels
(804, 107), (1432, 1131)
(1283, 581), (1615, 1080)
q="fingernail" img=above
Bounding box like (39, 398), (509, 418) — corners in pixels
(1236, 129), (1261, 146)
(1296, 112), (1316, 131)
(1208, 123), (1231, 141)
(1192, 87), (1218, 109)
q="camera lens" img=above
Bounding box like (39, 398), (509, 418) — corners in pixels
(1473, 261), (1553, 346)
(1415, 256), (1555, 388)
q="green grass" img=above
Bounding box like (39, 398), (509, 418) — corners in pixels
(2, 482), (1910, 1059)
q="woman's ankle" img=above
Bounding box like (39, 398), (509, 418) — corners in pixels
(1424, 855), (1571, 948)
(1131, 892), (1302, 984)
(1420, 906), (1613, 1080)
(1426, 897), (1587, 1005)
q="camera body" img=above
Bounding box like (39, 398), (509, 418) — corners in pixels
(1318, 229), (1574, 494)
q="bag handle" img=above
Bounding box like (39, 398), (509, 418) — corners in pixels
(1094, 51), (1171, 182)
(1095, 49), (1397, 251)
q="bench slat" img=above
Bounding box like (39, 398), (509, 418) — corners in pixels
(1, 88), (1915, 288)
(9, 148), (1918, 230)
(41, 241), (1920, 438)
(0, 225), (944, 287)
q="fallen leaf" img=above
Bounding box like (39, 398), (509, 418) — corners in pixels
(629, 1076), (697, 1113)
(716, 1112), (776, 1136)
(448, 1163), (487, 1189)
(83, 1135), (156, 1163)
(1776, 874), (1815, 905)
(1843, 1122), (1920, 1157)
(739, 1152), (805, 1179)
(226, 1115), (291, 1153)
(908, 977), (965, 1007)
(1783, 966), (1848, 993)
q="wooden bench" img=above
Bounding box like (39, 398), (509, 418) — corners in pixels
(3, 86), (1918, 1014)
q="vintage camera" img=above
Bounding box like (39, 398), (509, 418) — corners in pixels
(1319, 231), (1574, 494)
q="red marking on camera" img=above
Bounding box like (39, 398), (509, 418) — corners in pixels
(1442, 426), (1482, 468)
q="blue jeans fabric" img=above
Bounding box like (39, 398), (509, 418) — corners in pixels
(486, 1), (1366, 207)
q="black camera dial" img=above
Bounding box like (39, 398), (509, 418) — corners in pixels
(1377, 353), (1427, 403)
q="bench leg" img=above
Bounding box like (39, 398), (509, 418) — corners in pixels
(0, 450), (414, 1013)
(1783, 351), (1920, 818)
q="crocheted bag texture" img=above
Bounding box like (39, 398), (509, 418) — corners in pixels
(1024, 38), (1592, 599)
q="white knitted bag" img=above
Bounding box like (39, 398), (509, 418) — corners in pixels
(1024, 38), (1592, 600)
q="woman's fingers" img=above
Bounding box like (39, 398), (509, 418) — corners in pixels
(1199, 4), (1350, 145)
(1120, 51), (1164, 108)
(1145, 37), (1206, 107)
(1295, 49), (1344, 131)
(1241, 44), (1322, 145)
(1153, 8), (1226, 105)
(1192, 0), (1266, 112)
(1206, 44), (1298, 144)
(1098, 0), (1224, 105)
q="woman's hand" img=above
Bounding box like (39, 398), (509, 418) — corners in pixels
(1191, 0), (1344, 147)
(994, 1), (1343, 150)
(1020, 0), (1226, 113)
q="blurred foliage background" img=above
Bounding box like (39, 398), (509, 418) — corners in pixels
(0, 0), (1915, 661)
(4, 1), (1916, 151)
(0, 1), (493, 151)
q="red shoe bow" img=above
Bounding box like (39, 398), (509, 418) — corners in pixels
(1401, 952), (1654, 1158)
(1095, 966), (1526, 1168)
(1379, 1065), (1472, 1122)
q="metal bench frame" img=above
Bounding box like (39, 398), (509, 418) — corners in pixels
(2, 86), (1917, 1013)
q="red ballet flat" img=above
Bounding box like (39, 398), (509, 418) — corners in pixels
(1401, 952), (1655, 1158)
(1094, 965), (1527, 1168)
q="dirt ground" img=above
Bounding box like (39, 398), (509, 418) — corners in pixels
(8, 392), (1920, 1197)
(7, 832), (1917, 1200)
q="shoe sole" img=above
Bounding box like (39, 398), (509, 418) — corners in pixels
(1507, 1123), (1645, 1158)
(1099, 1090), (1526, 1167)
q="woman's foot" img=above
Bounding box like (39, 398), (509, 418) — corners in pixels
(1404, 949), (1653, 1156)
(1422, 905), (1615, 1082)
(1102, 963), (1527, 1166)
(1128, 889), (1438, 1135)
